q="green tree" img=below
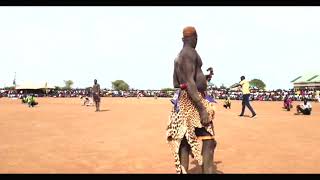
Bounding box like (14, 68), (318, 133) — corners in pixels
(4, 86), (15, 90)
(54, 86), (61, 90)
(220, 84), (226, 89)
(63, 80), (74, 90)
(161, 88), (175, 96)
(112, 80), (129, 91)
(250, 79), (266, 90)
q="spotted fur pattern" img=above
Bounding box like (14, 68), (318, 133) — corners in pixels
(166, 90), (215, 174)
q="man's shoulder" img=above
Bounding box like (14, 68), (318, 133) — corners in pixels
(178, 48), (198, 62)
(180, 47), (197, 56)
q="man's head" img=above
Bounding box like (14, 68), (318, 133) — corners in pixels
(240, 76), (245, 81)
(304, 98), (308, 105)
(182, 26), (197, 48)
(94, 79), (97, 84)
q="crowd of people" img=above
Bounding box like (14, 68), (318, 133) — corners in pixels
(0, 89), (174, 98)
(207, 88), (320, 102)
(1, 87), (319, 102)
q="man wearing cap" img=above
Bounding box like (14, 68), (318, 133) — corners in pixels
(166, 26), (217, 174)
(92, 79), (101, 112)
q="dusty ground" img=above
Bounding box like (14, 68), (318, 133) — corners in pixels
(0, 97), (320, 174)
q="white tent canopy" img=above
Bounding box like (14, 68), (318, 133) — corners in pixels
(15, 82), (55, 90)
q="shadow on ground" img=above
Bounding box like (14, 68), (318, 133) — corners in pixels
(188, 160), (224, 174)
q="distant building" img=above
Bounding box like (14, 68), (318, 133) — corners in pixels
(15, 82), (55, 94)
(291, 73), (320, 90)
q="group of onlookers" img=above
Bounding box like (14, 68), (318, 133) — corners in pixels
(207, 88), (320, 102)
(1, 88), (319, 103)
(0, 89), (174, 98)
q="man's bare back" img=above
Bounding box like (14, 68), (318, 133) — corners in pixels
(173, 32), (209, 126)
(173, 47), (207, 92)
(167, 26), (217, 174)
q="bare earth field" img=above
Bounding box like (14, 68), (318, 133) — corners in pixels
(1, 97), (320, 174)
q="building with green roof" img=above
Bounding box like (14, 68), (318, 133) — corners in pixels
(291, 73), (320, 90)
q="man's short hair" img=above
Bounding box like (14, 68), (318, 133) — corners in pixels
(241, 76), (245, 80)
(183, 26), (197, 38)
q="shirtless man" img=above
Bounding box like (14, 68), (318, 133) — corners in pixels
(92, 79), (101, 112)
(168, 26), (217, 174)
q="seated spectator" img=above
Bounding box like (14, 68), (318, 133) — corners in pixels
(22, 95), (28, 104)
(223, 96), (231, 109)
(27, 94), (38, 107)
(296, 99), (312, 115)
(283, 95), (293, 111)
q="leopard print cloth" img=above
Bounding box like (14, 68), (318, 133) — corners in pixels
(166, 90), (215, 174)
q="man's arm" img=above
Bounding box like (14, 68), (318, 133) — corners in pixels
(230, 82), (242, 89)
(173, 59), (180, 88)
(178, 53), (206, 112)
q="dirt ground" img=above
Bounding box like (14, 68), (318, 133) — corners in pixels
(1, 97), (320, 174)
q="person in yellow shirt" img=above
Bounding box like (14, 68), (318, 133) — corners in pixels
(230, 76), (256, 118)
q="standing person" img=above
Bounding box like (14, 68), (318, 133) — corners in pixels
(92, 79), (101, 112)
(166, 26), (216, 174)
(204, 67), (217, 103)
(137, 91), (140, 99)
(205, 67), (214, 83)
(316, 90), (320, 103)
(231, 76), (257, 118)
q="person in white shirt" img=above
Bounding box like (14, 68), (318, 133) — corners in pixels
(315, 90), (320, 103)
(296, 98), (312, 115)
(80, 95), (93, 106)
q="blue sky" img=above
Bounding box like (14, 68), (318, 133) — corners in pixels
(0, 7), (319, 90)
